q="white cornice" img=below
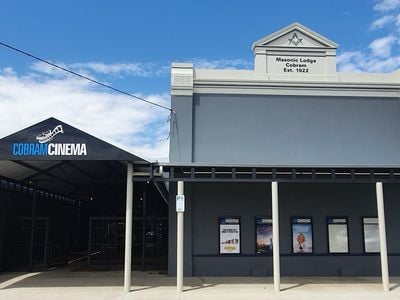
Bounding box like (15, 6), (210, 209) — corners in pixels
(191, 75), (400, 98)
(193, 85), (400, 98)
(193, 68), (400, 84)
(170, 68), (400, 97)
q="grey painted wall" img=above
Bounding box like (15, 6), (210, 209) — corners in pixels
(170, 95), (193, 162)
(171, 94), (400, 166)
(168, 182), (400, 276)
(168, 93), (400, 276)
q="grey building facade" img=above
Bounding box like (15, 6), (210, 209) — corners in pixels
(167, 23), (400, 278)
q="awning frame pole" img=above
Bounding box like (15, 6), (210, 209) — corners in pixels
(124, 163), (134, 293)
(29, 184), (37, 272)
(177, 181), (184, 293)
(272, 181), (280, 292)
(376, 182), (390, 293)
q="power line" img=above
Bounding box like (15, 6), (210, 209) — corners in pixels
(0, 41), (173, 113)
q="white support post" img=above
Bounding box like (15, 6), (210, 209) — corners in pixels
(272, 181), (280, 292)
(376, 182), (390, 293)
(124, 163), (134, 293)
(177, 181), (184, 293)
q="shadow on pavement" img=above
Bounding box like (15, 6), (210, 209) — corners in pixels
(1, 268), (399, 293)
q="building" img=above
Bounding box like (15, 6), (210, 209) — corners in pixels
(1, 22), (400, 294)
(154, 22), (400, 291)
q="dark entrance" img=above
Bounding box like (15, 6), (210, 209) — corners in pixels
(88, 216), (168, 270)
(0, 118), (169, 272)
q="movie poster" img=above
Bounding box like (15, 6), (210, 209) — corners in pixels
(292, 217), (313, 254)
(256, 217), (273, 254)
(327, 217), (348, 253)
(363, 217), (380, 253)
(219, 217), (240, 254)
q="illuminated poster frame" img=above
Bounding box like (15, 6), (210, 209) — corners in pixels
(255, 217), (273, 254)
(363, 217), (380, 253)
(291, 217), (313, 254)
(219, 217), (240, 254)
(327, 217), (349, 253)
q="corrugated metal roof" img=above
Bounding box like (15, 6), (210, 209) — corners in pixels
(0, 160), (129, 202)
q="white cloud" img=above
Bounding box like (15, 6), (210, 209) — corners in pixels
(337, 49), (400, 73)
(30, 58), (252, 82)
(30, 61), (70, 77)
(69, 62), (155, 77)
(368, 35), (397, 57)
(341, 2), (400, 73)
(370, 14), (396, 29)
(374, 0), (400, 11)
(337, 35), (400, 72)
(173, 58), (252, 70)
(336, 51), (364, 72)
(31, 60), (164, 78)
(0, 66), (170, 162)
(365, 56), (400, 72)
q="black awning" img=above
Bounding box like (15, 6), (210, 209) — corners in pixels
(0, 117), (146, 161)
(0, 118), (151, 199)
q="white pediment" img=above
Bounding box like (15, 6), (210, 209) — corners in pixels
(252, 23), (338, 76)
(252, 22), (338, 50)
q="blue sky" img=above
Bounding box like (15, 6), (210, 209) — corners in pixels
(0, 0), (399, 161)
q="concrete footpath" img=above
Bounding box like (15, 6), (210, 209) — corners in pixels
(1, 271), (400, 300)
